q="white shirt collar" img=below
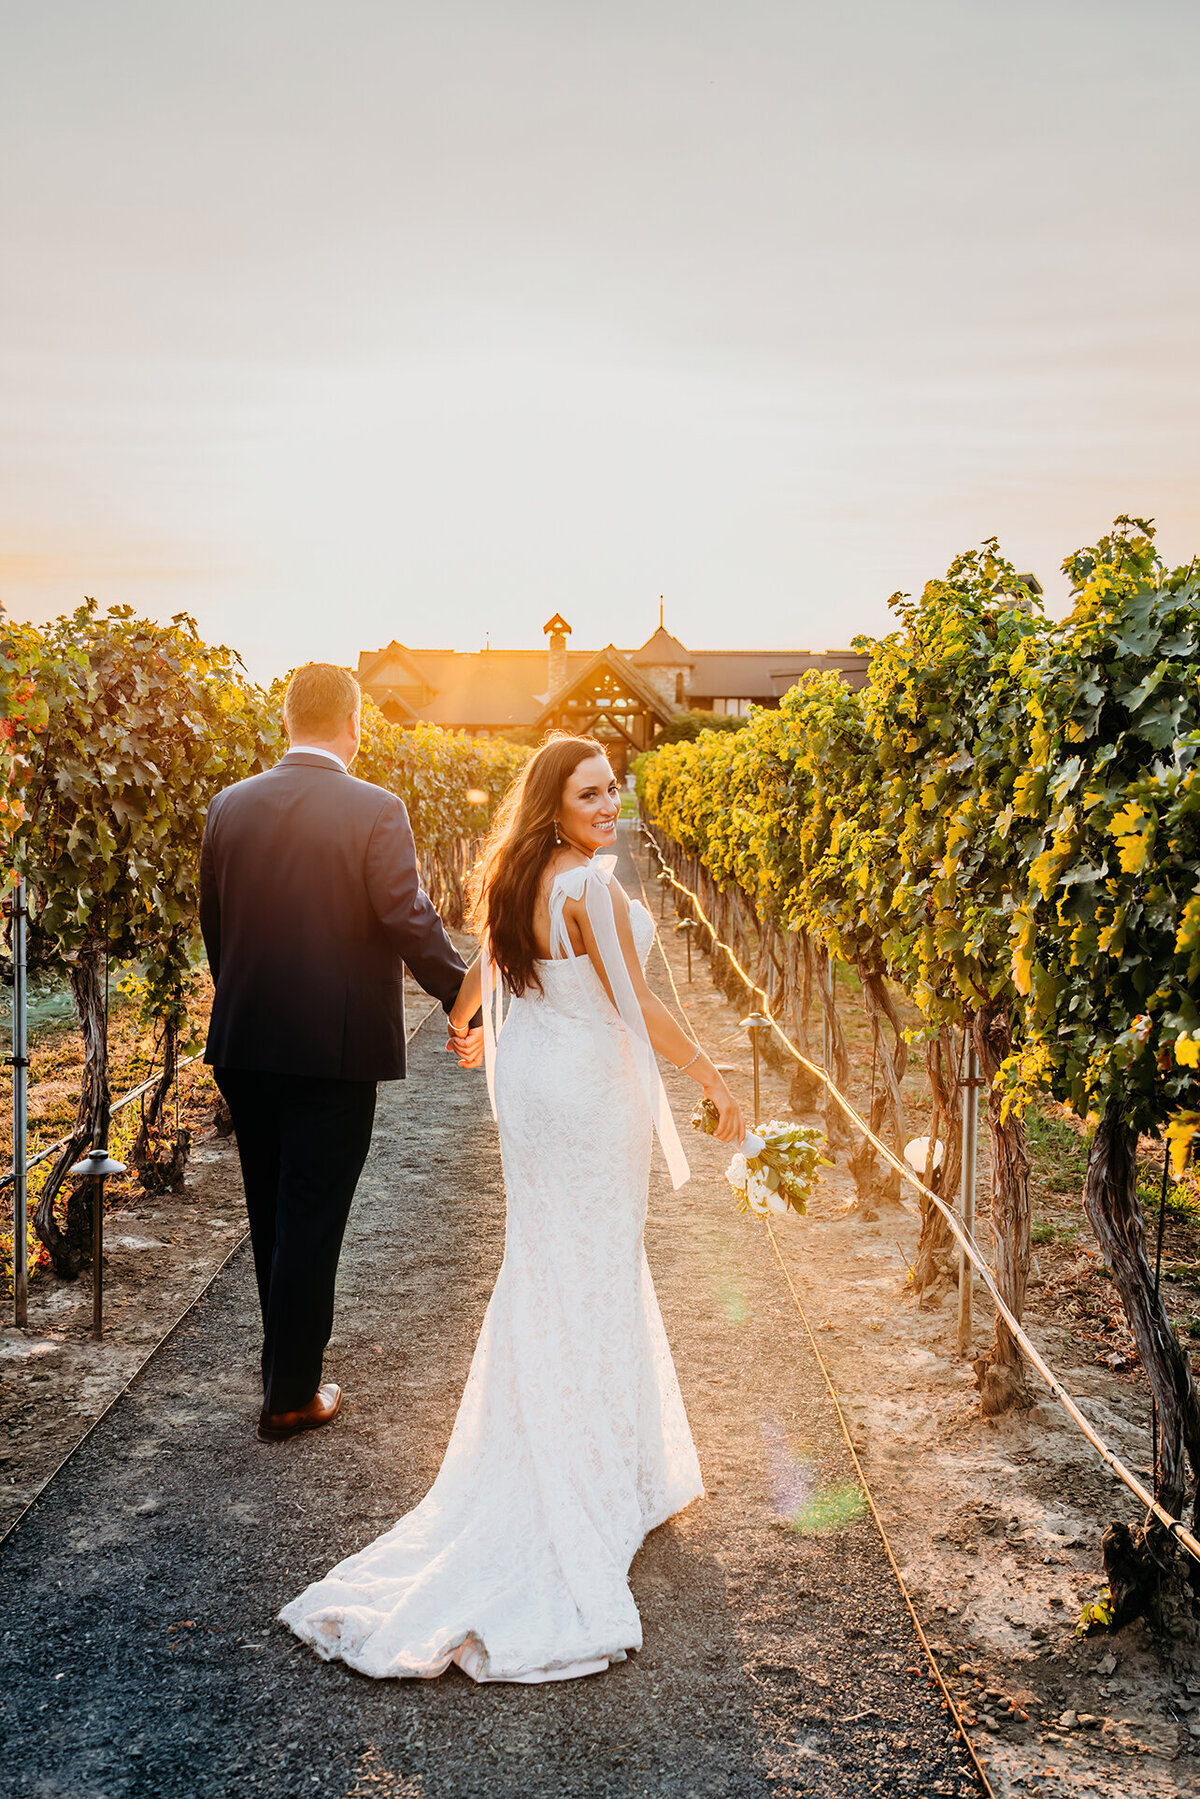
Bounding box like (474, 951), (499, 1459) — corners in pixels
(286, 745), (348, 773)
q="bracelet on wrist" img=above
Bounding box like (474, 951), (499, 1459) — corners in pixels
(674, 1046), (703, 1076)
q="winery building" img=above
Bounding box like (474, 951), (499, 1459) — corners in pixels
(357, 613), (869, 779)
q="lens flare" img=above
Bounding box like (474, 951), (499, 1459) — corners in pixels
(713, 1279), (750, 1326)
(760, 1415), (866, 1534)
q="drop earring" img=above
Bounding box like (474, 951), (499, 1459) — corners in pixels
(554, 821), (563, 845)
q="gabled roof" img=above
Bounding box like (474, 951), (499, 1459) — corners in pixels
(631, 625), (693, 667)
(356, 640), (432, 695)
(371, 686), (420, 723)
(542, 612), (572, 636)
(534, 643), (678, 728)
(416, 649), (590, 727)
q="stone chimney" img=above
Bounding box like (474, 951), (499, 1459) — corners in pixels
(543, 612), (572, 694)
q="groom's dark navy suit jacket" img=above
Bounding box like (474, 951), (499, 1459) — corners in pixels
(199, 751), (468, 1081)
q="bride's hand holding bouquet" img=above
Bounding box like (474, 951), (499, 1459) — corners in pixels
(692, 1097), (830, 1217)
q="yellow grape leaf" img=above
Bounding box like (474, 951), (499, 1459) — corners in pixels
(1174, 1037), (1200, 1069)
(945, 816), (971, 856)
(1166, 1112), (1200, 1178)
(1175, 894), (1200, 955)
(1109, 800), (1153, 874)
(1098, 908), (1127, 958)
(1012, 915), (1035, 996)
(1029, 846), (1067, 899)
(1013, 767), (1045, 816)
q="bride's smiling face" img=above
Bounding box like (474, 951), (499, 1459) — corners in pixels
(557, 754), (620, 855)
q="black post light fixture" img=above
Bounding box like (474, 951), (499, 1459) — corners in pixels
(69, 1147), (127, 1339)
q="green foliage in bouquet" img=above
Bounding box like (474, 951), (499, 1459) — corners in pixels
(692, 1098), (829, 1217)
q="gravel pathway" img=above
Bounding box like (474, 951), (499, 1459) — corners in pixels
(0, 831), (984, 1799)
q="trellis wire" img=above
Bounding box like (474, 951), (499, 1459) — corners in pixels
(2, 1052), (206, 1190)
(640, 820), (1200, 1568)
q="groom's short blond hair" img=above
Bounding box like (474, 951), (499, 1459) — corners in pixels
(283, 664), (361, 739)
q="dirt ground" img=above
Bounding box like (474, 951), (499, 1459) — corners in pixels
(627, 836), (1200, 1799)
(4, 832), (1199, 1797)
(0, 861), (980, 1799)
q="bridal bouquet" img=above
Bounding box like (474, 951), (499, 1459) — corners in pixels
(691, 1099), (830, 1217)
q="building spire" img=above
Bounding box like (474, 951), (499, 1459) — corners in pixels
(659, 595), (664, 628)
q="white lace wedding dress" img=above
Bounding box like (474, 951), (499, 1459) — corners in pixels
(280, 858), (702, 1682)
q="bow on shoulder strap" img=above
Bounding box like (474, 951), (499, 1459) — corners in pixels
(550, 856), (690, 1190)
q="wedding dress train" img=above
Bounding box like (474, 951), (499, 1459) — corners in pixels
(279, 860), (702, 1682)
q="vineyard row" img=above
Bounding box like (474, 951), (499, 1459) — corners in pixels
(634, 517), (1200, 1596)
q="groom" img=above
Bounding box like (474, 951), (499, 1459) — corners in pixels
(200, 663), (480, 1442)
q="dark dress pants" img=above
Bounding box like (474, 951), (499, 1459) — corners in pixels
(214, 1067), (377, 1415)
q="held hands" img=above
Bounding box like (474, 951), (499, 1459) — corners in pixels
(446, 1022), (484, 1069)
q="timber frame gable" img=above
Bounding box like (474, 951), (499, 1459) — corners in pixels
(534, 643), (677, 774)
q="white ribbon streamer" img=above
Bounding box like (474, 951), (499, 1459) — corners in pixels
(480, 932), (505, 1123)
(548, 856), (690, 1190)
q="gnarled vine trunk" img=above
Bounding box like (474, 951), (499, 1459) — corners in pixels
(33, 946), (109, 1278)
(847, 964), (907, 1216)
(129, 1022), (189, 1194)
(913, 1027), (964, 1300)
(972, 1002), (1032, 1415)
(813, 944), (854, 1159)
(785, 929), (823, 1111)
(1084, 1097), (1200, 1543)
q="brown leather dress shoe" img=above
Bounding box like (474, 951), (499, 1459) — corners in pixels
(257, 1382), (342, 1443)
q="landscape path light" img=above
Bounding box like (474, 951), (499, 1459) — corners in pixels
(903, 1136), (945, 1176)
(656, 870), (671, 919)
(740, 1012), (772, 1127)
(69, 1147), (127, 1340)
(677, 915), (696, 983)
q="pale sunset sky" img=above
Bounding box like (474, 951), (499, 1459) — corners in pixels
(2, 0), (1197, 679)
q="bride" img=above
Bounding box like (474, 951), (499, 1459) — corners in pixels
(280, 734), (744, 1683)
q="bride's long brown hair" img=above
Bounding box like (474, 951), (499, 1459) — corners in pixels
(470, 733), (607, 997)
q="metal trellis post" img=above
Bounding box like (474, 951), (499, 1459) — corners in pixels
(6, 878), (28, 1327)
(957, 1035), (980, 1358)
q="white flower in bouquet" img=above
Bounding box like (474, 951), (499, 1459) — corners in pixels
(726, 1152), (748, 1188)
(745, 1172), (772, 1215)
